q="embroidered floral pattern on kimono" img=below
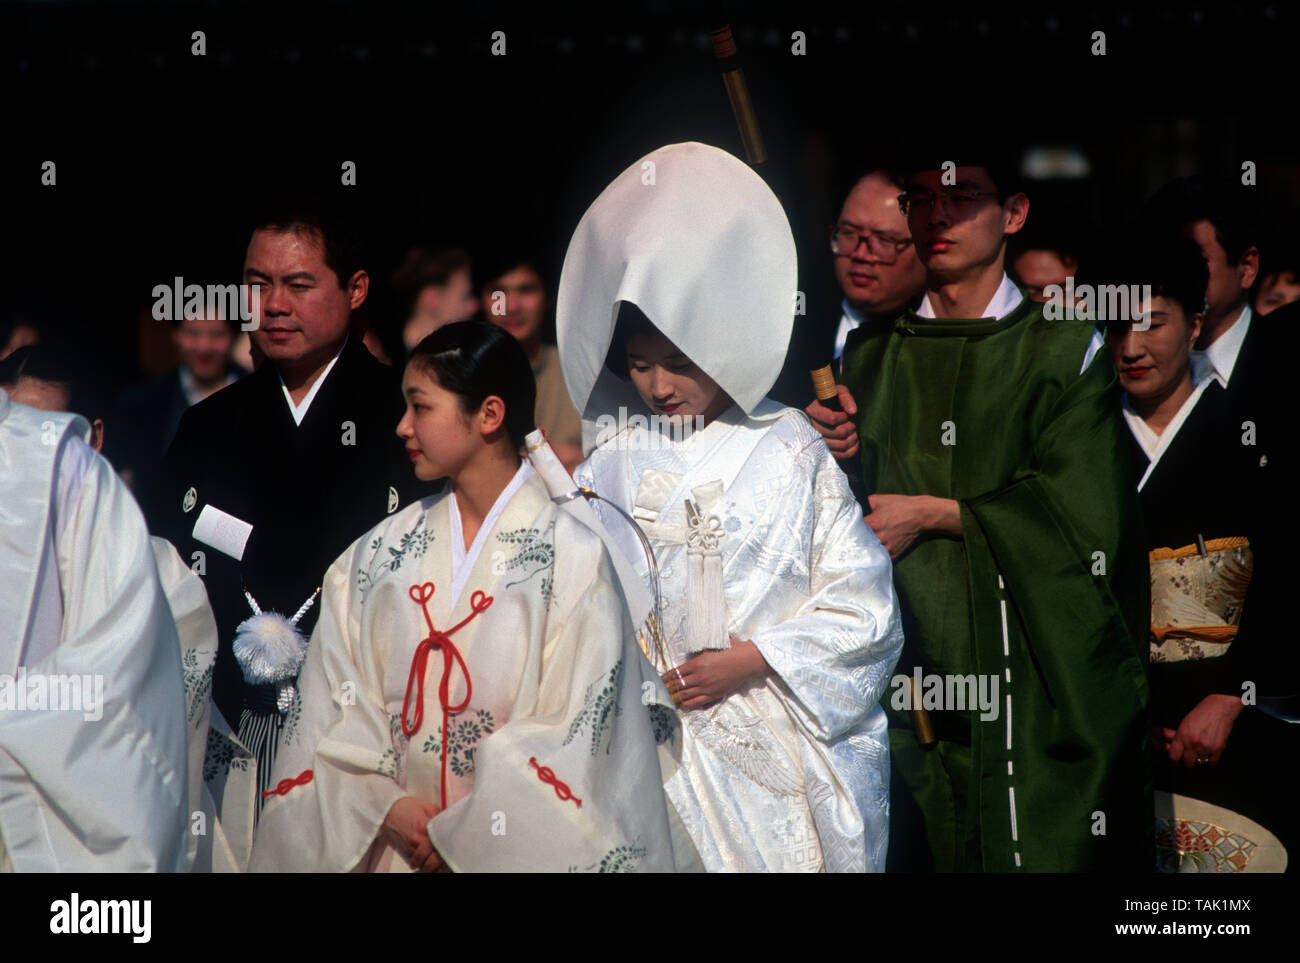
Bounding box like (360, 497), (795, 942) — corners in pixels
(423, 709), (496, 777)
(568, 842), (648, 873)
(203, 726), (251, 783)
(281, 686), (304, 746)
(357, 522), (436, 599)
(564, 660), (624, 755)
(494, 521), (556, 608)
(182, 647), (214, 726)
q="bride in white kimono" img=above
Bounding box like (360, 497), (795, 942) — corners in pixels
(249, 321), (689, 873)
(560, 142), (905, 872)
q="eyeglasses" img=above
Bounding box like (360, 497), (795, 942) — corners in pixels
(897, 190), (1000, 218)
(829, 224), (913, 263)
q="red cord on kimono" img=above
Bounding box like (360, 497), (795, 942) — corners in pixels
(402, 582), (494, 809)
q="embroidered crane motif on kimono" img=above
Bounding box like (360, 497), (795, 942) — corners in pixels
(686, 703), (804, 798)
(563, 659), (624, 755)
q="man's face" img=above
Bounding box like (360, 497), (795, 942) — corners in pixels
(904, 166), (1026, 280)
(1256, 270), (1300, 315)
(1186, 220), (1255, 320)
(244, 227), (363, 368)
(1012, 249), (1078, 303)
(175, 315), (234, 381)
(832, 175), (926, 315)
(483, 265), (547, 346)
(1105, 295), (1201, 402)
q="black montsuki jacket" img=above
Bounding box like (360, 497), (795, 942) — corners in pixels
(149, 336), (436, 725)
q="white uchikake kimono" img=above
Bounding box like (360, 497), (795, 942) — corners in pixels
(0, 394), (189, 872)
(575, 400), (905, 872)
(248, 466), (690, 872)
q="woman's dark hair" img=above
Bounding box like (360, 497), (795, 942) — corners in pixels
(407, 320), (535, 448)
(604, 301), (664, 379)
(1108, 236), (1209, 325)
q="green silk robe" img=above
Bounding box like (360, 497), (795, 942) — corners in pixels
(841, 296), (1153, 872)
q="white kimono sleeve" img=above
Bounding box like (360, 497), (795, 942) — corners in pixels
(428, 546), (683, 873)
(248, 548), (405, 873)
(747, 442), (904, 743)
(0, 441), (189, 872)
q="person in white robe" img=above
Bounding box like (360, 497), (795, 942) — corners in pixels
(0, 389), (189, 871)
(249, 321), (692, 872)
(2, 356), (255, 872)
(559, 142), (906, 872)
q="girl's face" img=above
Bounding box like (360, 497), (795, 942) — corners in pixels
(396, 366), (479, 482)
(626, 331), (732, 427)
(1105, 295), (1202, 403)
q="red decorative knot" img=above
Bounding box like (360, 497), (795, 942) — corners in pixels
(402, 582), (494, 809)
(528, 756), (582, 808)
(263, 768), (313, 799)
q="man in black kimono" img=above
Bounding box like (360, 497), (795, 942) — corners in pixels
(152, 200), (432, 807)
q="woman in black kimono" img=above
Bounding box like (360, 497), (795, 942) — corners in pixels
(1106, 238), (1293, 871)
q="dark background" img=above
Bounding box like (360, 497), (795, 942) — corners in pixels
(3, 0), (1298, 403)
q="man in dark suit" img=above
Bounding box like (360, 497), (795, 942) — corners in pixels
(117, 311), (245, 507)
(153, 199), (433, 808)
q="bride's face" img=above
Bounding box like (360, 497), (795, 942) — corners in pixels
(626, 331), (732, 427)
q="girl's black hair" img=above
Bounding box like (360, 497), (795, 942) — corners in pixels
(407, 320), (536, 448)
(604, 301), (664, 380)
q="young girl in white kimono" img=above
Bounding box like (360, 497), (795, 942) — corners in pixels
(248, 321), (687, 873)
(561, 143), (905, 872)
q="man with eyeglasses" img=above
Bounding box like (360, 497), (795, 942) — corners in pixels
(810, 149), (1152, 873)
(828, 170), (926, 363)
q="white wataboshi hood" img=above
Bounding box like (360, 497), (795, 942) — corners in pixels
(556, 142), (798, 436)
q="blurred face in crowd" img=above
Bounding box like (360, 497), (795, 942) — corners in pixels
(419, 268), (479, 328)
(483, 265), (547, 349)
(1255, 270), (1300, 316)
(904, 166), (1028, 282)
(832, 174), (926, 315)
(1105, 294), (1202, 405)
(244, 226), (367, 373)
(1186, 219), (1257, 326)
(626, 330), (731, 429)
(1012, 248), (1078, 303)
(175, 314), (235, 382)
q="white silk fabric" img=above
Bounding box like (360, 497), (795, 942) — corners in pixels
(248, 470), (693, 872)
(575, 402), (904, 871)
(556, 141), (798, 438)
(0, 392), (190, 872)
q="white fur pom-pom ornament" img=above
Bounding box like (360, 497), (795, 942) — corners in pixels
(233, 612), (310, 685)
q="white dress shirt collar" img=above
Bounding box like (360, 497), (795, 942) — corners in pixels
(917, 272), (1024, 321)
(1190, 304), (1251, 389)
(832, 299), (870, 361)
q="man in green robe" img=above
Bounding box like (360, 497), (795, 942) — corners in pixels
(810, 152), (1152, 872)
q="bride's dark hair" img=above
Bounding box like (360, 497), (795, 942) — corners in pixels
(408, 320), (536, 448)
(605, 301), (667, 379)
